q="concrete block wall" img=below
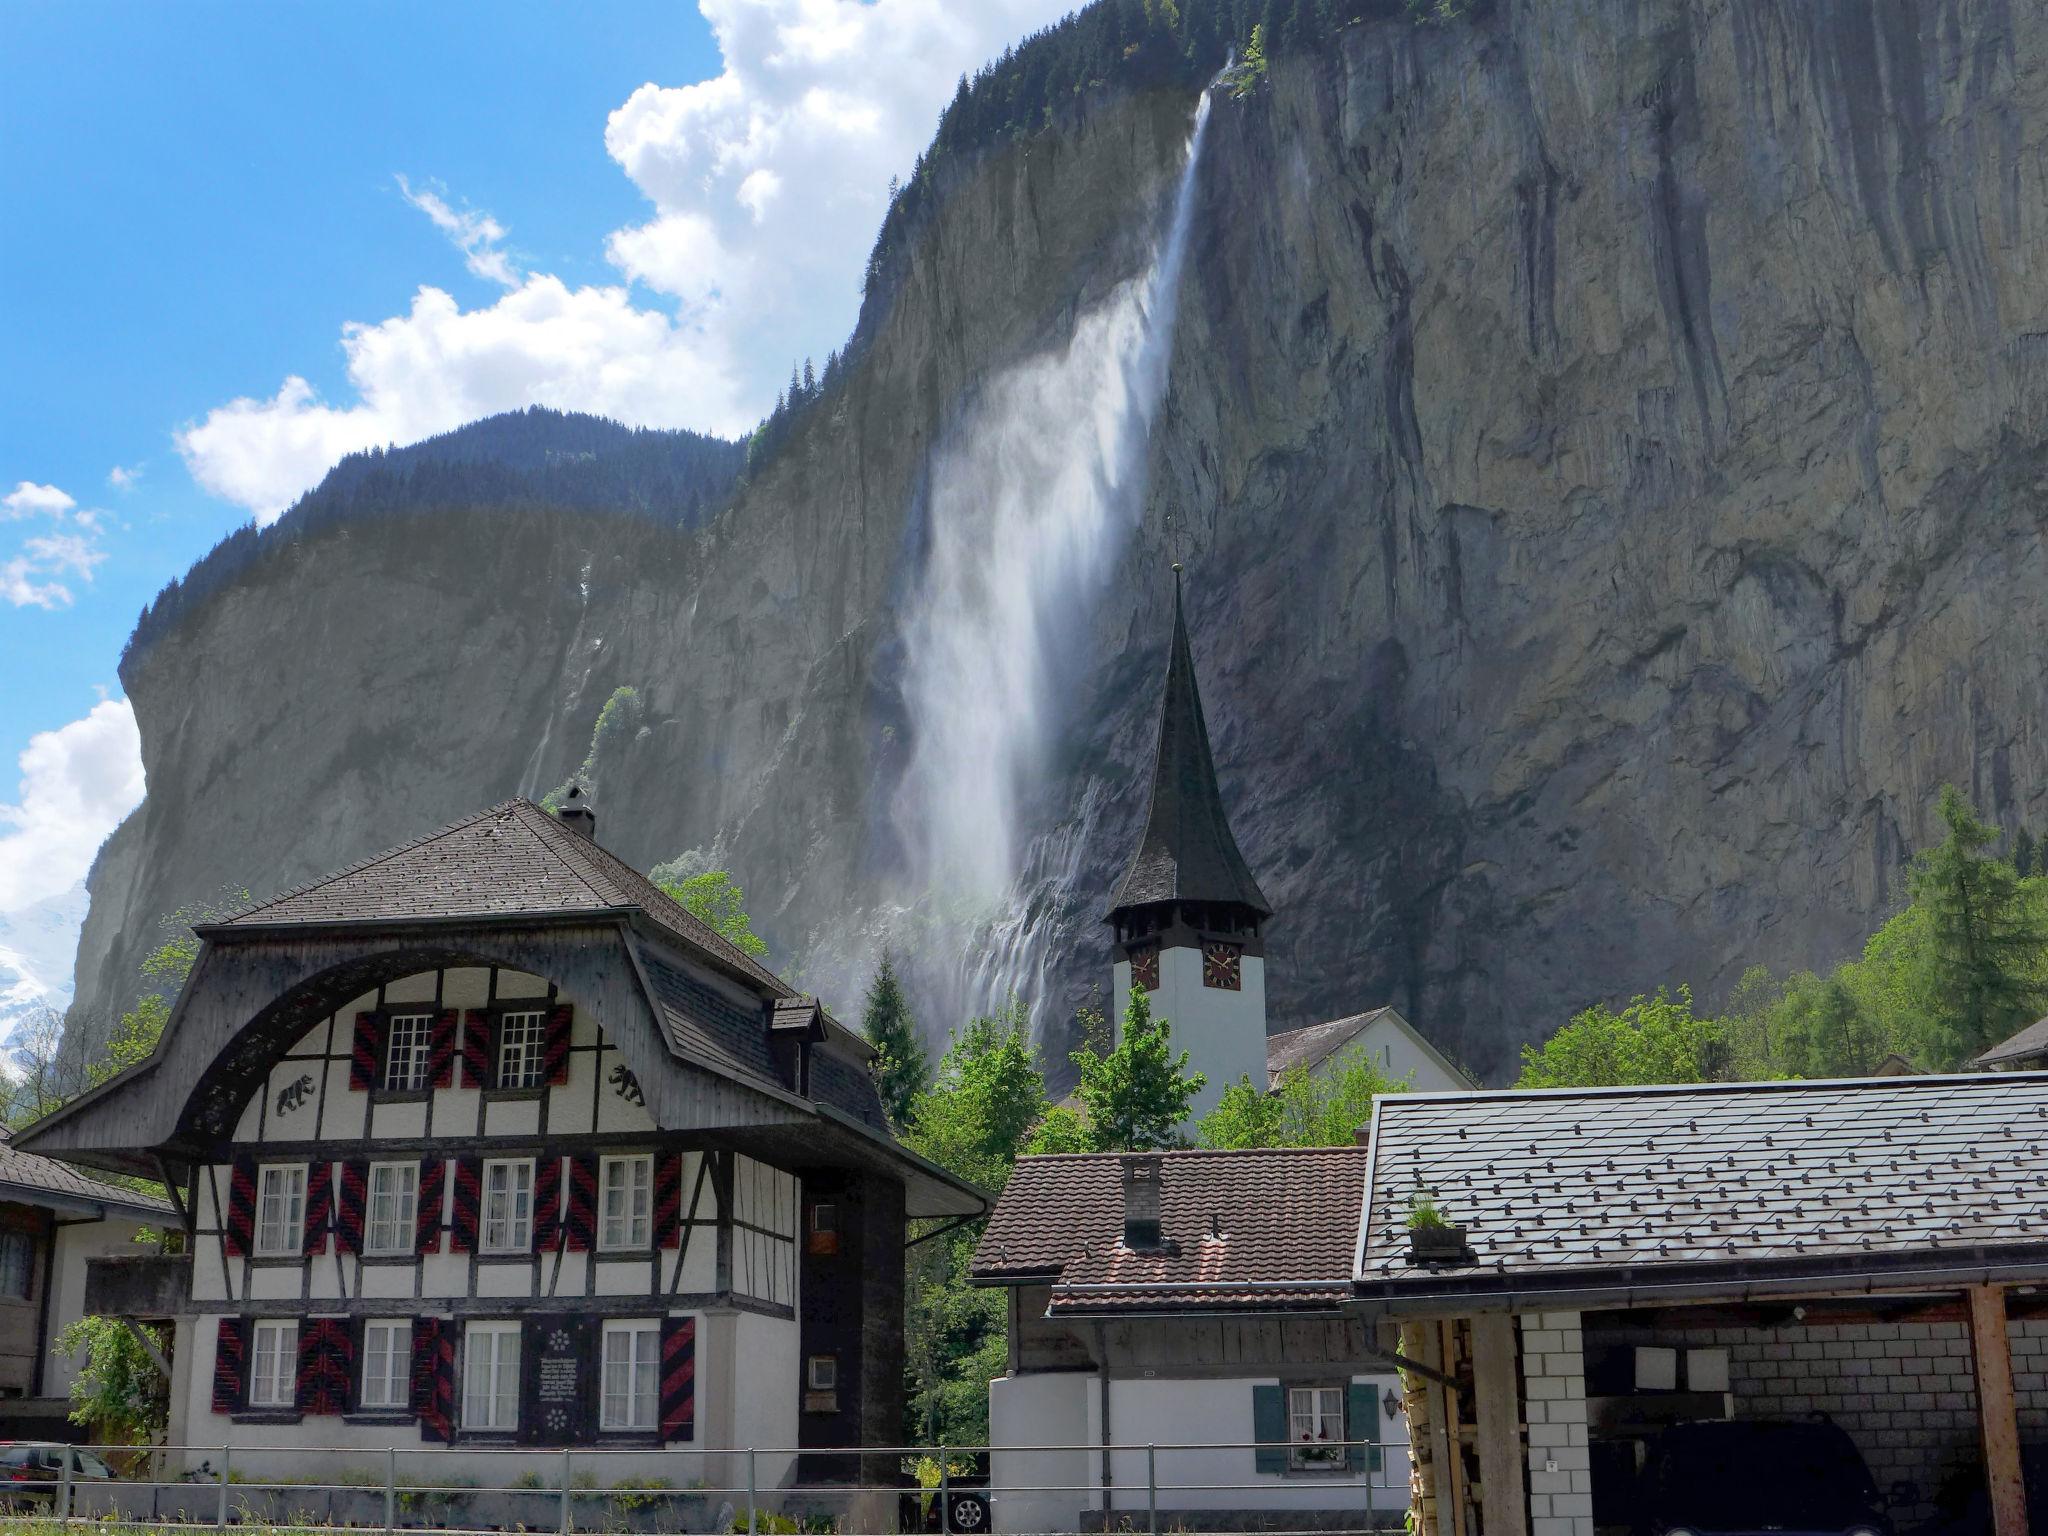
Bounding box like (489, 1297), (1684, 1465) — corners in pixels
(1518, 1311), (1593, 1536)
(2011, 1318), (2048, 1434)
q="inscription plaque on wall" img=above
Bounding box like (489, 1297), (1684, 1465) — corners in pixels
(521, 1317), (595, 1443)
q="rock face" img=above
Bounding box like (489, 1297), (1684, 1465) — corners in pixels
(71, 0), (2048, 1083)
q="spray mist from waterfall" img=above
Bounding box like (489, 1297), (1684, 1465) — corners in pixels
(887, 85), (1217, 1023)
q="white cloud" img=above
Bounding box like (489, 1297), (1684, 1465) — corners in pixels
(0, 700), (145, 915)
(3, 482), (75, 519)
(107, 464), (142, 491)
(396, 175), (520, 288)
(177, 0), (1077, 522)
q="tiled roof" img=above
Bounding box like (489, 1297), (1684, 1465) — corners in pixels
(223, 800), (785, 992)
(1266, 1009), (1395, 1085)
(1978, 1014), (2048, 1066)
(972, 1146), (1371, 1313)
(640, 956), (784, 1089)
(0, 1128), (172, 1217)
(1359, 1074), (2048, 1296)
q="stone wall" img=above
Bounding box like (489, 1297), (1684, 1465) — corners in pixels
(1518, 1312), (1593, 1536)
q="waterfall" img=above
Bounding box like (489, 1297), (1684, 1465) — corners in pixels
(885, 84), (1218, 1025)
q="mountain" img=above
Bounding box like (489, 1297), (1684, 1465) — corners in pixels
(1, 883), (86, 1066)
(66, 0), (2048, 1083)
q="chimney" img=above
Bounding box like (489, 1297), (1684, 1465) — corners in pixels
(1120, 1153), (1163, 1250)
(557, 784), (597, 841)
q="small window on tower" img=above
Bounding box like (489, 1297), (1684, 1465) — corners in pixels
(1202, 940), (1242, 991)
(1128, 943), (1160, 993)
(808, 1203), (839, 1257)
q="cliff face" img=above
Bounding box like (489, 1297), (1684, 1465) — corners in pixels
(74, 0), (2048, 1082)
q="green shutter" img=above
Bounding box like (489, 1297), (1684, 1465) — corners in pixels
(1253, 1384), (1288, 1474)
(1346, 1382), (1384, 1473)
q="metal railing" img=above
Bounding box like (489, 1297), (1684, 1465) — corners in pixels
(0, 1438), (1411, 1536)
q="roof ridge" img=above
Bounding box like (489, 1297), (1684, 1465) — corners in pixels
(1381, 1069), (2048, 1107)
(231, 799), (530, 923)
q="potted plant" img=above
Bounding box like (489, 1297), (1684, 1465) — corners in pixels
(1405, 1193), (1470, 1264)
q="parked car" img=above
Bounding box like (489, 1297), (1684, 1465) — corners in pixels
(1634, 1419), (1890, 1536)
(0, 1444), (115, 1511)
(897, 1455), (991, 1533)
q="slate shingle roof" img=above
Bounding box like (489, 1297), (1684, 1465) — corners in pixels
(972, 1146), (1371, 1313)
(1107, 578), (1271, 922)
(1977, 1013), (2048, 1067)
(1359, 1074), (2048, 1297)
(0, 1127), (171, 1217)
(223, 799), (785, 993)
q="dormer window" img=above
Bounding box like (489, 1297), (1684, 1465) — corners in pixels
(384, 1014), (434, 1091)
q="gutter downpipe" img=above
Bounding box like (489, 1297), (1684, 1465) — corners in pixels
(1096, 1323), (1113, 1516)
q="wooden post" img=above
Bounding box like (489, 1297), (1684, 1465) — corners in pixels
(1440, 1321), (1469, 1536)
(1471, 1314), (1529, 1536)
(1967, 1284), (2030, 1536)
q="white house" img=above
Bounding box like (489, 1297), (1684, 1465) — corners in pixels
(1266, 1007), (1475, 1095)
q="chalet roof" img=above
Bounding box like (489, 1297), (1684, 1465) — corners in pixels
(1107, 577), (1271, 923)
(1976, 1014), (2048, 1067)
(971, 1145), (1371, 1313)
(0, 1127), (171, 1220)
(1359, 1073), (2048, 1307)
(1265, 1006), (1472, 1090)
(220, 799), (784, 994)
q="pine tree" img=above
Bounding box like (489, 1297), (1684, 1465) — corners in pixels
(2015, 825), (2037, 880)
(1071, 985), (1206, 1150)
(861, 950), (928, 1128)
(1910, 785), (2048, 1060)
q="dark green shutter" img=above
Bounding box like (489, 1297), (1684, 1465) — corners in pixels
(1345, 1382), (1383, 1473)
(1252, 1384), (1288, 1474)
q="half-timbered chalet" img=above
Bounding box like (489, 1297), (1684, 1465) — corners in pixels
(16, 797), (983, 1481)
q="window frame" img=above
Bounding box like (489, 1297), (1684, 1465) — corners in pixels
(253, 1163), (308, 1258)
(0, 1230), (35, 1301)
(480, 1158), (535, 1255)
(365, 1161), (420, 1258)
(599, 1319), (661, 1433)
(807, 1354), (838, 1391)
(599, 1154), (654, 1252)
(1285, 1383), (1348, 1473)
(493, 1006), (550, 1092)
(360, 1318), (412, 1412)
(381, 1011), (436, 1094)
(248, 1318), (299, 1410)
(461, 1320), (521, 1433)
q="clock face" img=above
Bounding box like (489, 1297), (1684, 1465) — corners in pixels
(1202, 940), (1242, 991)
(1129, 943), (1161, 993)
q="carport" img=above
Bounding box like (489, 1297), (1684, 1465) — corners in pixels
(1354, 1074), (2048, 1536)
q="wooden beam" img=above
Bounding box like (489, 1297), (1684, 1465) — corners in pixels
(1967, 1284), (2030, 1536)
(118, 1318), (171, 1379)
(1470, 1314), (1527, 1536)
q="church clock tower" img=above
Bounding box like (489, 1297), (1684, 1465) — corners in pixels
(1107, 569), (1271, 1126)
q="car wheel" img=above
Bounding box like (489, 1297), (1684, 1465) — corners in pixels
(948, 1492), (989, 1532)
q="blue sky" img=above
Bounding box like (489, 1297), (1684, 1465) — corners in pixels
(0, 0), (1077, 995)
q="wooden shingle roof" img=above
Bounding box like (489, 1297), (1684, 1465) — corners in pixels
(0, 1127), (171, 1219)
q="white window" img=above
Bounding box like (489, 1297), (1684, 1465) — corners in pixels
(497, 1009), (547, 1089)
(462, 1321), (520, 1431)
(1288, 1385), (1347, 1470)
(384, 1013), (433, 1091)
(807, 1354), (837, 1391)
(254, 1165), (306, 1257)
(600, 1154), (653, 1250)
(601, 1321), (660, 1432)
(0, 1231), (33, 1299)
(482, 1159), (534, 1253)
(249, 1319), (298, 1409)
(362, 1320), (411, 1411)
(366, 1162), (419, 1256)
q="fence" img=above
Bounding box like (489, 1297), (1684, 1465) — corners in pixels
(0, 1439), (1410, 1536)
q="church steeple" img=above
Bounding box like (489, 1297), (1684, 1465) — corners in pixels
(1107, 568), (1270, 1126)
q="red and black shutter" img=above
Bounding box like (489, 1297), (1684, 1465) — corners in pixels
(349, 1011), (384, 1091)
(212, 1317), (248, 1414)
(303, 1161), (333, 1257)
(544, 1003), (573, 1086)
(415, 1158), (446, 1256)
(659, 1317), (695, 1441)
(534, 1155), (563, 1251)
(428, 1009), (458, 1090)
(295, 1319), (351, 1415)
(461, 1009), (492, 1089)
(448, 1159), (481, 1253)
(410, 1319), (456, 1444)
(222, 1157), (257, 1258)
(335, 1161), (369, 1255)
(564, 1155), (598, 1251)
(654, 1152), (683, 1249)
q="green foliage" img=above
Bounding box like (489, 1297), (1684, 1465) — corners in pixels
(904, 1228), (1008, 1446)
(1517, 986), (1724, 1089)
(1404, 1193), (1445, 1231)
(1022, 1102), (1094, 1153)
(861, 951), (929, 1128)
(94, 995), (170, 1088)
(1909, 784), (2048, 1060)
(903, 1001), (1050, 1191)
(543, 685), (645, 811)
(54, 1316), (167, 1443)
(657, 870), (770, 961)
(1197, 1051), (1410, 1149)
(1069, 985), (1205, 1151)
(2017, 826), (2038, 880)
(1228, 22), (1269, 95)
